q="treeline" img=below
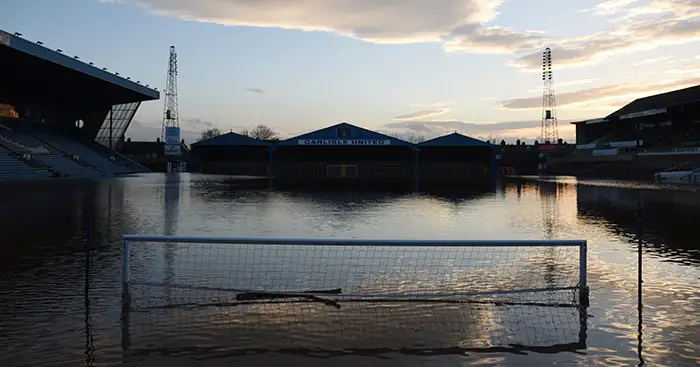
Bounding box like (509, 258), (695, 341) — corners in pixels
(198, 124), (279, 142)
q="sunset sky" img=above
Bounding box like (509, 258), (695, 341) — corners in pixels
(3, 0), (700, 143)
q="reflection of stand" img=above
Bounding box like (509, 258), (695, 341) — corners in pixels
(84, 222), (95, 366)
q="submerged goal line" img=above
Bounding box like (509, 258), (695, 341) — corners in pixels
(121, 235), (588, 309)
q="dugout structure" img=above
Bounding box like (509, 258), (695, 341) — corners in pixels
(272, 123), (415, 187)
(190, 132), (271, 176)
(0, 29), (159, 150)
(418, 133), (497, 187)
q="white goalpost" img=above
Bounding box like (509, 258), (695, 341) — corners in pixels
(122, 235), (588, 309)
(120, 234), (589, 353)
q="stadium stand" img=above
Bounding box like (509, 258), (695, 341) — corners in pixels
(0, 29), (159, 181)
(573, 84), (700, 152)
(551, 84), (700, 179)
(0, 146), (53, 181)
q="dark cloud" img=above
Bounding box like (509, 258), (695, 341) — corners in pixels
(118, 0), (502, 44)
(183, 118), (214, 127)
(384, 120), (542, 136)
(510, 16), (700, 70)
(394, 109), (449, 120)
(500, 76), (700, 110)
(245, 88), (265, 94)
(445, 25), (545, 53)
(104, 0), (700, 72)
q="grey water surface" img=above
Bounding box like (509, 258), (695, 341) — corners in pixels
(0, 173), (698, 366)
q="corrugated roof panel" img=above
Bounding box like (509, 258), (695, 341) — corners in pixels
(419, 132), (492, 147)
(607, 84), (700, 119)
(191, 132), (270, 147)
(1, 29), (159, 100)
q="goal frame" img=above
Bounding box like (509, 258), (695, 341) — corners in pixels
(121, 234), (588, 305)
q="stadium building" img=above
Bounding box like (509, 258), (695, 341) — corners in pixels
(417, 133), (497, 187)
(550, 84), (700, 178)
(190, 132), (271, 176)
(0, 29), (158, 181)
(192, 122), (498, 188)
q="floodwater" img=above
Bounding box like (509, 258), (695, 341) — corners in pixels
(0, 173), (699, 366)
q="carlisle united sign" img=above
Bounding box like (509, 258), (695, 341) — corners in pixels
(298, 139), (391, 146)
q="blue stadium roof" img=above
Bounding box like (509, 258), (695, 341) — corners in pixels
(0, 29), (159, 101)
(276, 122), (413, 147)
(191, 132), (270, 147)
(419, 132), (492, 148)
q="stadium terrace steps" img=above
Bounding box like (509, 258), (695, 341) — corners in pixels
(31, 130), (132, 175)
(0, 146), (53, 181)
(0, 127), (100, 177)
(87, 140), (151, 173)
(0, 120), (149, 181)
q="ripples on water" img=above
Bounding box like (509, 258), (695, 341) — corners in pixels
(0, 174), (699, 366)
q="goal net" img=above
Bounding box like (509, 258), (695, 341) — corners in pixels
(121, 235), (588, 355)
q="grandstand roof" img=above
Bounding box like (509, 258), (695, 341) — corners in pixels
(276, 122), (413, 147)
(0, 29), (159, 106)
(191, 132), (270, 147)
(607, 84), (700, 119)
(418, 132), (492, 148)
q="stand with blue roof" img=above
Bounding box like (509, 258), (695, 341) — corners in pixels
(418, 133), (497, 187)
(273, 122), (415, 187)
(188, 122), (498, 189)
(190, 132), (271, 176)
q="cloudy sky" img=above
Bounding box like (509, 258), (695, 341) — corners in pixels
(3, 0), (700, 142)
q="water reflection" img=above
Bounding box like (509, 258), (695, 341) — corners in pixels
(0, 174), (699, 366)
(576, 183), (700, 265)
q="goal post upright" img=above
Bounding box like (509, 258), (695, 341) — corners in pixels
(580, 240), (589, 307)
(122, 238), (131, 304)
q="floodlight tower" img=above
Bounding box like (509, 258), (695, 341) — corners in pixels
(161, 46), (179, 141)
(541, 47), (559, 144)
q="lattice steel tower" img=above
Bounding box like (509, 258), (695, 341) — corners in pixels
(161, 46), (179, 141)
(541, 47), (559, 144)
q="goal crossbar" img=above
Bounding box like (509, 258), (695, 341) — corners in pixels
(122, 235), (589, 306)
(123, 234), (586, 247)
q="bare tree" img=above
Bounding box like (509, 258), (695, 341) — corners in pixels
(241, 124), (278, 140)
(197, 128), (222, 142)
(385, 132), (427, 143)
(486, 134), (503, 144)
